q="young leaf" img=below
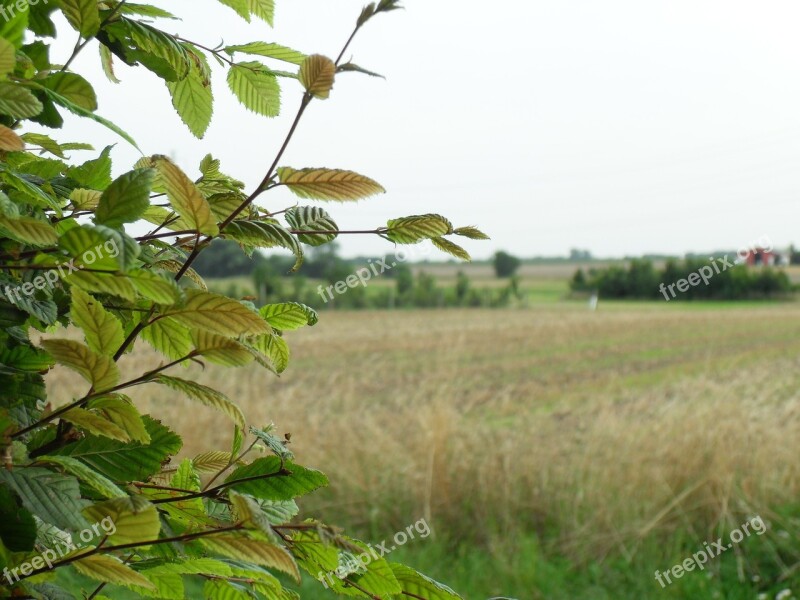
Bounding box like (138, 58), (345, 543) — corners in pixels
(59, 0), (101, 37)
(40, 72), (98, 111)
(163, 290), (271, 337)
(62, 407), (131, 442)
(431, 236), (471, 261)
(0, 37), (15, 77)
(73, 554), (157, 590)
(277, 167), (385, 201)
(0, 215), (58, 246)
(154, 156), (219, 236)
(37, 455), (127, 499)
(225, 42), (305, 66)
(89, 395), (151, 444)
(0, 82), (43, 118)
(190, 329), (255, 367)
(141, 317), (193, 361)
(40, 339), (120, 392)
(0, 124), (24, 151)
(95, 168), (155, 228)
(248, 0), (275, 25)
(259, 302), (317, 331)
(299, 54), (336, 99)
(155, 375), (247, 430)
(167, 45), (213, 139)
(224, 457), (328, 501)
(128, 270), (183, 305)
(386, 214), (453, 244)
(454, 225), (490, 240)
(200, 534), (299, 581)
(227, 62), (280, 117)
(83, 496), (161, 546)
(284, 206), (338, 246)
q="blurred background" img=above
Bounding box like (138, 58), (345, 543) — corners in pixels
(44, 0), (800, 597)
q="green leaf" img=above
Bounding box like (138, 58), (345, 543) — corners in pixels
(58, 0), (101, 37)
(40, 339), (120, 392)
(246, 332), (289, 373)
(0, 36), (16, 77)
(250, 425), (293, 461)
(40, 72), (98, 111)
(388, 563), (462, 600)
(386, 214), (453, 245)
(192, 451), (232, 474)
(224, 457), (328, 501)
(259, 302), (317, 331)
(154, 156), (219, 236)
(128, 270), (183, 305)
(284, 206), (337, 246)
(141, 317), (193, 361)
(200, 534), (299, 581)
(167, 45), (213, 138)
(104, 19), (191, 82)
(0, 82), (43, 118)
(95, 168), (155, 227)
(67, 271), (137, 302)
(337, 62), (384, 79)
(225, 42), (305, 65)
(164, 290), (271, 337)
(0, 485), (36, 552)
(83, 495), (161, 545)
(71, 287), (125, 356)
(191, 329), (255, 367)
(37, 455), (127, 499)
(155, 375), (246, 430)
(299, 54), (336, 99)
(62, 407), (132, 442)
(73, 554), (157, 590)
(248, 0), (274, 25)
(453, 225), (490, 240)
(67, 146), (113, 189)
(277, 167), (385, 202)
(431, 236), (471, 261)
(0, 215), (58, 246)
(217, 0), (250, 20)
(223, 220), (303, 270)
(52, 416), (182, 482)
(227, 62), (280, 117)
(89, 395), (151, 444)
(0, 467), (90, 530)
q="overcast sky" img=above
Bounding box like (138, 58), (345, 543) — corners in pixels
(46, 0), (800, 260)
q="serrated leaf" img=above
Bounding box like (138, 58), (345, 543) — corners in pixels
(192, 451), (231, 474)
(38, 455), (127, 499)
(155, 375), (246, 430)
(299, 54), (335, 99)
(246, 332), (289, 373)
(386, 214), (452, 245)
(277, 167), (385, 202)
(67, 271), (137, 302)
(337, 62), (384, 79)
(388, 563), (462, 600)
(0, 37), (15, 77)
(225, 42), (305, 65)
(224, 457), (328, 501)
(248, 0), (274, 25)
(223, 220), (303, 270)
(128, 270), (183, 305)
(89, 395), (151, 444)
(250, 425), (293, 461)
(217, 0), (250, 20)
(168, 45), (213, 138)
(52, 416), (182, 482)
(259, 302), (317, 331)
(71, 287), (124, 356)
(40, 72), (98, 111)
(0, 82), (43, 119)
(62, 407), (131, 442)
(164, 290), (270, 337)
(284, 206), (337, 246)
(453, 225), (490, 240)
(59, 0), (101, 37)
(71, 188), (102, 210)
(190, 329), (255, 367)
(84, 495), (161, 546)
(95, 168), (155, 227)
(200, 534), (299, 581)
(0, 485), (36, 552)
(0, 468), (90, 530)
(73, 554), (157, 590)
(227, 62), (280, 117)
(40, 339), (119, 392)
(141, 317), (193, 361)
(0, 215), (58, 246)
(431, 236), (471, 261)
(0, 124), (23, 151)
(154, 156), (219, 236)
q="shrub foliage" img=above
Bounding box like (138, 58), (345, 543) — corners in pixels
(0, 0), (487, 597)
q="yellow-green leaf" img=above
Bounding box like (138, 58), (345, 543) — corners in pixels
(164, 290), (270, 337)
(40, 339), (119, 392)
(155, 375), (246, 430)
(277, 167), (385, 202)
(59, 0), (102, 37)
(0, 38), (15, 77)
(71, 287), (125, 356)
(89, 395), (151, 444)
(0, 215), (58, 246)
(73, 554), (156, 590)
(227, 62), (280, 117)
(200, 534), (299, 582)
(191, 330), (255, 367)
(62, 408), (131, 442)
(83, 496), (161, 547)
(154, 156), (219, 236)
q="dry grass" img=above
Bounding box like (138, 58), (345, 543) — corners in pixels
(45, 303), (800, 561)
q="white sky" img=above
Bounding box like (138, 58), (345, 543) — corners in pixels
(46, 0), (800, 260)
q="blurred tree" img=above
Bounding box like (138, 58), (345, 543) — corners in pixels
(494, 251), (522, 278)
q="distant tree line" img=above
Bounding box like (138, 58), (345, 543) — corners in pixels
(571, 258), (792, 300)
